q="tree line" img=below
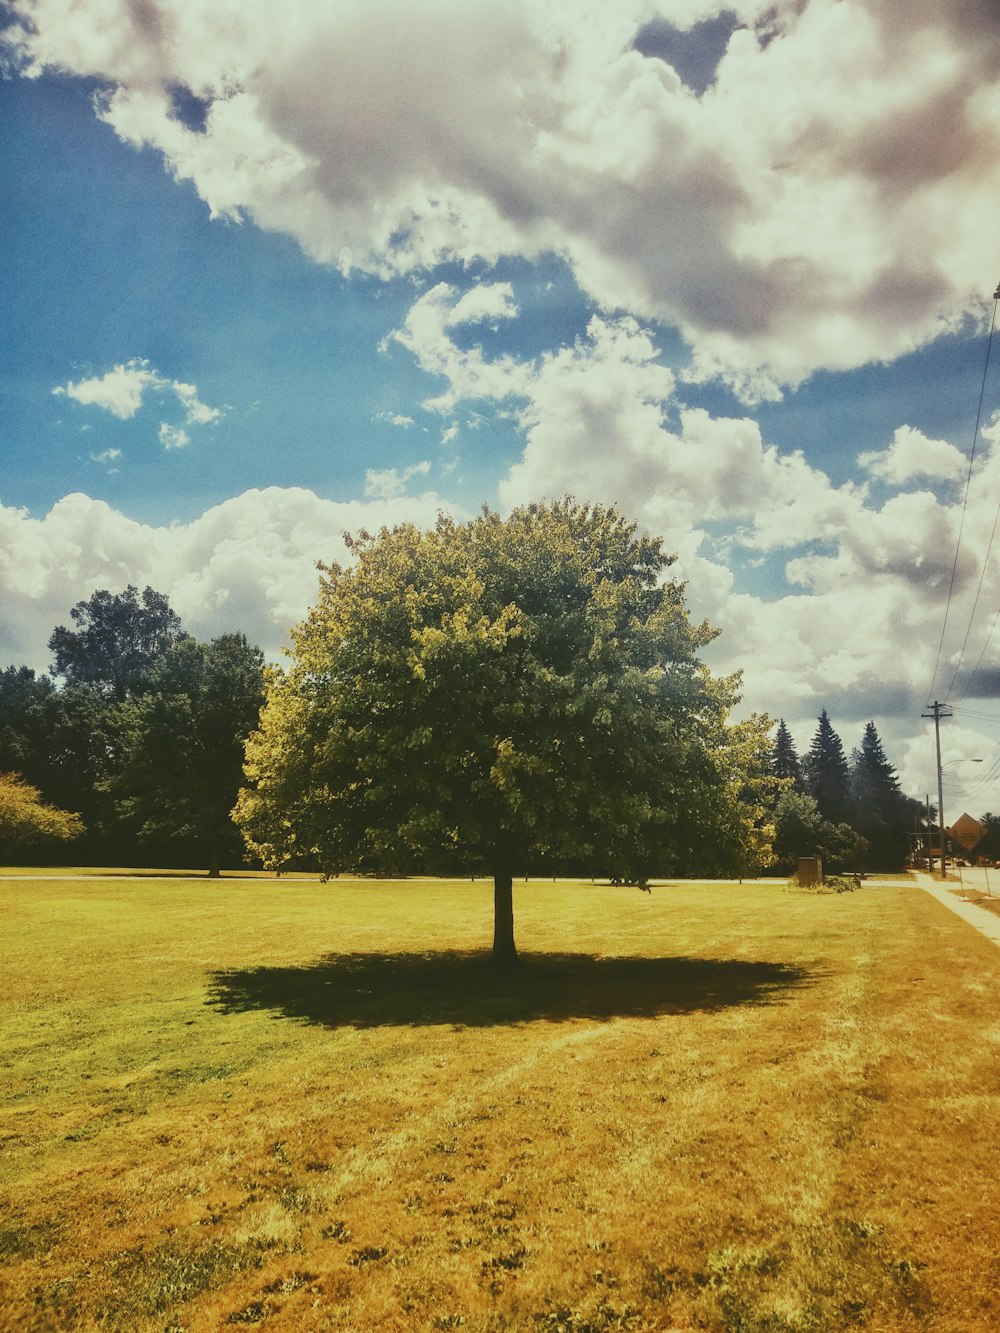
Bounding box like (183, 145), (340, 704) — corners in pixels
(768, 712), (927, 874)
(0, 586), (264, 873)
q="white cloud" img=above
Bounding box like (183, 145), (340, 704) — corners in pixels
(0, 487), (456, 674)
(859, 425), (968, 486)
(52, 358), (223, 440)
(54, 361), (158, 419)
(374, 411), (415, 429)
(158, 422), (190, 450)
(384, 282), (530, 414)
(90, 447), (122, 469)
(13, 0), (1000, 396)
(363, 460), (432, 499)
(379, 284), (1000, 768)
(174, 381), (222, 425)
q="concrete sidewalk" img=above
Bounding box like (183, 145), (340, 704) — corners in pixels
(911, 872), (1000, 950)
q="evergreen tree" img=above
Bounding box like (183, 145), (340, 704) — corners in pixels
(804, 710), (851, 824)
(849, 722), (912, 870)
(771, 718), (804, 788)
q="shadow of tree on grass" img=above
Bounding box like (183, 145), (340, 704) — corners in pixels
(206, 951), (816, 1028)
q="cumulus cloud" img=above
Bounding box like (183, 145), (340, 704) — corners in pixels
(0, 487), (456, 673)
(859, 426), (968, 486)
(53, 361), (157, 419)
(380, 282), (1000, 754)
(53, 358), (221, 428)
(10, 0), (1000, 397)
(363, 460), (432, 499)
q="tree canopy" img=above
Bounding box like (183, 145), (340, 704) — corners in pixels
(114, 634), (266, 875)
(236, 501), (772, 962)
(0, 772), (83, 856)
(48, 585), (187, 701)
(770, 788), (866, 874)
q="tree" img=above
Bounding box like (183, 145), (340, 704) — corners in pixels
(979, 812), (1000, 861)
(114, 634), (265, 875)
(48, 585), (187, 701)
(804, 710), (851, 825)
(770, 718), (804, 789)
(0, 666), (56, 789)
(235, 501), (765, 963)
(770, 788), (866, 874)
(849, 721), (911, 870)
(0, 772), (83, 858)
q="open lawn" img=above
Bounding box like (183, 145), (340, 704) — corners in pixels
(1, 874), (998, 1332)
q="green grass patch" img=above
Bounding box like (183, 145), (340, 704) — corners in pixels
(2, 874), (998, 1331)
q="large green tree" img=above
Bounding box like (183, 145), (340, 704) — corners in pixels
(770, 788), (866, 874)
(849, 721), (913, 871)
(114, 634), (265, 875)
(48, 585), (187, 701)
(804, 710), (852, 825)
(0, 666), (55, 786)
(235, 501), (772, 963)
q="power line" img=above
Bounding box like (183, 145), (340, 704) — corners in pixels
(928, 282), (1000, 702)
(953, 602), (1000, 703)
(951, 705), (1000, 723)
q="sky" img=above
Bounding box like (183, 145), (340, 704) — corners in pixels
(3, 0), (1000, 820)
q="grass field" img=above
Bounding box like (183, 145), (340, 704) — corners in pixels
(2, 873), (998, 1332)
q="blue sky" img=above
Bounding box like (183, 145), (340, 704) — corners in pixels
(3, 0), (1000, 813)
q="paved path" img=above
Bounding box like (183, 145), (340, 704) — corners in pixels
(911, 871), (1000, 950)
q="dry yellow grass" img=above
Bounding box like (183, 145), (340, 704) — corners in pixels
(1, 874), (998, 1332)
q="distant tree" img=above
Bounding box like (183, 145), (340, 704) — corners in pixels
(235, 501), (768, 963)
(48, 585), (187, 701)
(980, 812), (1000, 860)
(770, 718), (804, 789)
(849, 721), (911, 870)
(115, 634), (265, 875)
(0, 666), (56, 788)
(43, 685), (133, 848)
(804, 710), (852, 824)
(770, 788), (866, 874)
(0, 772), (83, 858)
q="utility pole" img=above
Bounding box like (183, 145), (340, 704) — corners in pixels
(926, 794), (932, 867)
(922, 701), (952, 879)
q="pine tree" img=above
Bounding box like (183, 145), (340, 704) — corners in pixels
(804, 710), (851, 825)
(849, 722), (913, 871)
(771, 718), (804, 788)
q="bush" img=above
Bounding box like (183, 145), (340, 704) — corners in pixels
(789, 872), (860, 894)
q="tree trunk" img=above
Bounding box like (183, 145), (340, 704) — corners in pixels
(492, 867), (518, 966)
(208, 833), (222, 879)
